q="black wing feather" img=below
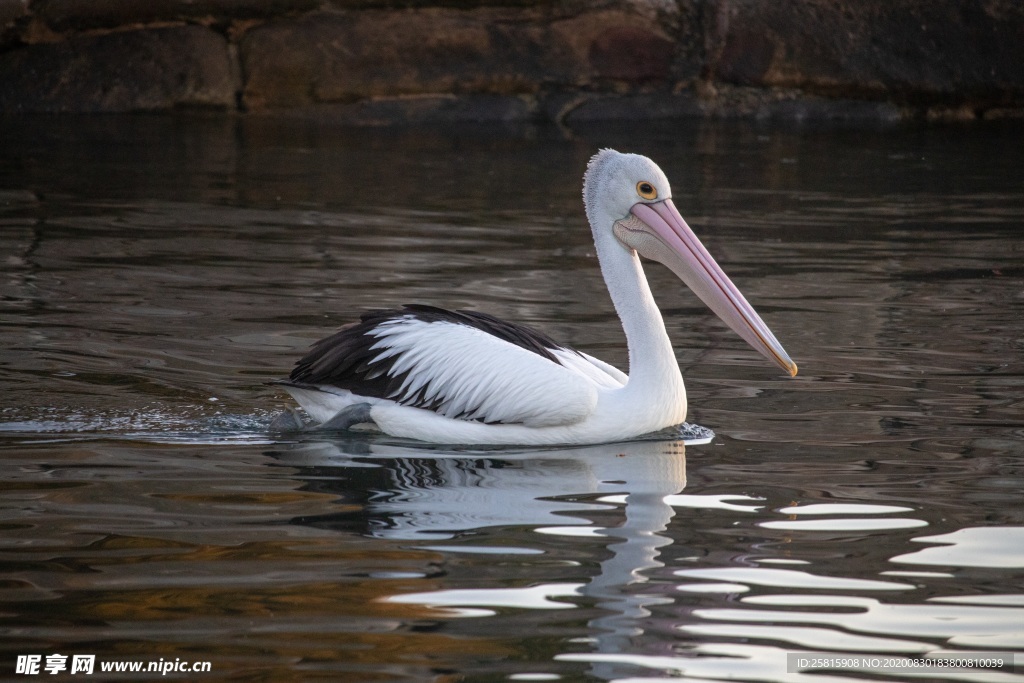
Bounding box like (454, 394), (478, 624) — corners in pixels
(286, 305), (577, 417)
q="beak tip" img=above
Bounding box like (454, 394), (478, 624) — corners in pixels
(787, 361), (798, 377)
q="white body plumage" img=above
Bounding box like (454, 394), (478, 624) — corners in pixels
(284, 311), (684, 445)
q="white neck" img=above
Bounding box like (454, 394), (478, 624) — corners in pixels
(591, 219), (686, 407)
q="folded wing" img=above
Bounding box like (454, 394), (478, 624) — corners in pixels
(288, 306), (608, 428)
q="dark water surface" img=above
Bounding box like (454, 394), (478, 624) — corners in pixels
(1, 116), (1022, 681)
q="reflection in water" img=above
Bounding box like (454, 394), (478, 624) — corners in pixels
(1, 116), (1023, 681)
(277, 439), (675, 540)
(270, 437), (1024, 682)
(890, 527), (1024, 569)
(275, 438), (690, 681)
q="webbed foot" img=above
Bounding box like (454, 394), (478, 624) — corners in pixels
(269, 403), (376, 433)
(317, 402), (375, 432)
(269, 407), (307, 431)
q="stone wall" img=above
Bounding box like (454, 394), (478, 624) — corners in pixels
(1, 0), (1021, 122)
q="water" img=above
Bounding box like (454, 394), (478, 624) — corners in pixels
(1, 115), (1022, 681)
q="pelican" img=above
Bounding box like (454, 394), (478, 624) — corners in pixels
(273, 149), (796, 445)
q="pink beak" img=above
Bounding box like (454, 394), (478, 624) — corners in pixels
(626, 200), (797, 376)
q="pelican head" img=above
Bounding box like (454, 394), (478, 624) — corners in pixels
(584, 149), (797, 377)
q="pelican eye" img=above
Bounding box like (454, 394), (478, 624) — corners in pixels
(636, 181), (658, 200)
